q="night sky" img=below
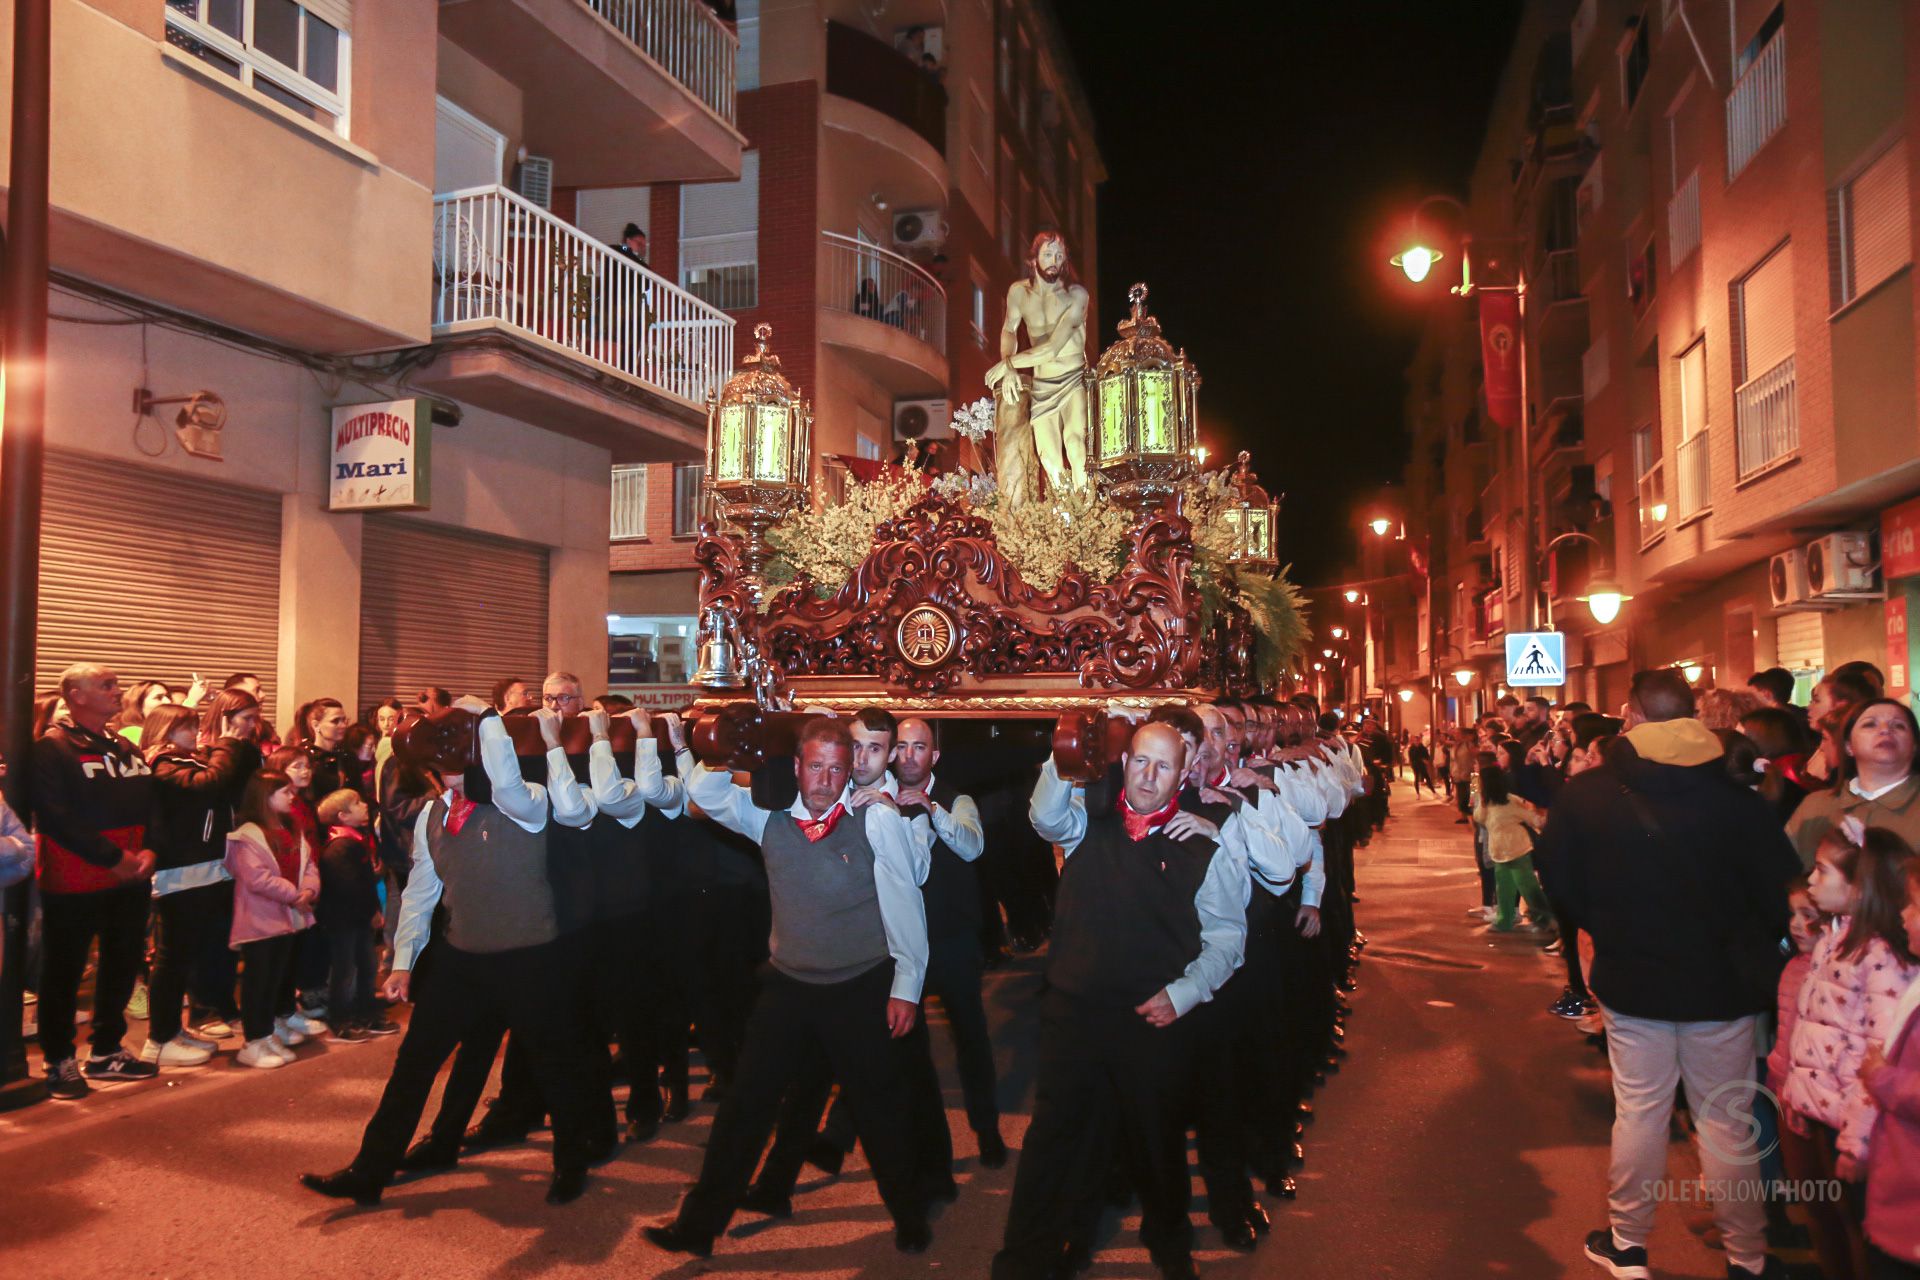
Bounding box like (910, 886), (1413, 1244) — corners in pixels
(1057, 1), (1523, 587)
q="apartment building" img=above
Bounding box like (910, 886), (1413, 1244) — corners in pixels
(1, 0), (743, 725)
(598, 0), (1103, 692)
(1388, 0), (1920, 723)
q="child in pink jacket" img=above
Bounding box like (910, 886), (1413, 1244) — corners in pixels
(1766, 879), (1820, 1098)
(225, 770), (319, 1070)
(1861, 858), (1920, 1277)
(1783, 820), (1919, 1280)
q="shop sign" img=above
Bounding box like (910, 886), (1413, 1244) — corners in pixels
(620, 685), (700, 713)
(1882, 496), (1920, 581)
(1889, 594), (1911, 700)
(330, 398), (431, 512)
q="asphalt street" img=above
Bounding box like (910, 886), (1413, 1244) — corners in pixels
(0, 791), (1759, 1278)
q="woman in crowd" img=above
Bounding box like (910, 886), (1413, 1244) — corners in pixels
(1860, 857), (1920, 1280)
(139, 696), (262, 1067)
(1807, 667), (1883, 785)
(225, 770), (321, 1069)
(1741, 706), (1819, 824)
(1788, 699), (1920, 872)
(342, 724), (379, 799)
(292, 698), (359, 801)
(1781, 819), (1918, 1280)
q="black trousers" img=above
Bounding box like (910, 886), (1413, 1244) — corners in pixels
(590, 912), (663, 1125)
(674, 962), (926, 1238)
(351, 939), (594, 1177)
(1190, 975), (1255, 1226)
(38, 885), (149, 1063)
(994, 989), (1199, 1278)
(325, 925), (378, 1026)
(149, 882), (232, 1045)
(1232, 889), (1295, 1171)
(239, 933), (298, 1041)
(924, 933), (1001, 1139)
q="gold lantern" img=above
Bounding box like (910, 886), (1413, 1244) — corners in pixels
(706, 322), (813, 581)
(1091, 283), (1200, 515)
(1220, 450), (1280, 575)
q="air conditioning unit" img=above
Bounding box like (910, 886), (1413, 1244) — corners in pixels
(893, 398), (952, 442)
(893, 210), (947, 251)
(1806, 531), (1881, 601)
(1768, 548), (1811, 610)
(513, 155), (553, 210)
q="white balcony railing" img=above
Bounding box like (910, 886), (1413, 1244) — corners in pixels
(819, 231), (947, 355)
(1726, 28), (1786, 180)
(432, 185), (734, 409)
(1638, 459), (1668, 545)
(1736, 355), (1798, 478)
(584, 0), (738, 127)
(1669, 168), (1701, 267)
(1675, 431), (1710, 522)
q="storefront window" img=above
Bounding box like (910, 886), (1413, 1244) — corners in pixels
(607, 613), (697, 688)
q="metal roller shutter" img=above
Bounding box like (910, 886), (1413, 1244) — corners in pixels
(37, 452), (282, 708)
(358, 517), (549, 709)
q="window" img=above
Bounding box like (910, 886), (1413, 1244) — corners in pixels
(970, 84), (991, 178)
(672, 463), (706, 537)
(856, 434), (882, 462)
(1677, 338), (1707, 441)
(610, 464), (648, 540)
(680, 151), (758, 310)
(165, 0), (349, 132)
(1627, 234), (1657, 318)
(736, 0), (761, 91)
(1000, 201), (1015, 261)
(970, 263), (989, 347)
(1576, 154), (1604, 235)
(1674, 338), (1709, 520)
(1735, 5), (1784, 80)
(1618, 17), (1650, 110)
(1734, 242), (1794, 384)
(1831, 139), (1911, 308)
(1633, 423), (1668, 540)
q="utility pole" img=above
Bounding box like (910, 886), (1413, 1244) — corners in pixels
(0, 0), (52, 1096)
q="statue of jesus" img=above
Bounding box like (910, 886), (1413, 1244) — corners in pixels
(985, 231), (1090, 504)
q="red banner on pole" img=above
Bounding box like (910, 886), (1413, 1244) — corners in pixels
(1480, 291), (1522, 429)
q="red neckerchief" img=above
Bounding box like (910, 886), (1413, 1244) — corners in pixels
(445, 794), (478, 835)
(1208, 767), (1231, 790)
(328, 825), (369, 848)
(1774, 753), (1816, 791)
(1118, 792), (1181, 841)
(799, 802), (848, 843)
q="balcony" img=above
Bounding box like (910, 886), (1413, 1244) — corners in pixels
(1726, 27), (1786, 181)
(421, 184), (733, 461)
(826, 21), (947, 155)
(437, 0), (744, 186)
(818, 231), (948, 393)
(1735, 355), (1799, 478)
(1675, 431), (1710, 523)
(1536, 248), (1588, 355)
(1668, 168), (1701, 267)
(1637, 459), (1668, 547)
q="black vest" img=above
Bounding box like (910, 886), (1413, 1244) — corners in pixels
(906, 777), (983, 943)
(1046, 802), (1221, 1008)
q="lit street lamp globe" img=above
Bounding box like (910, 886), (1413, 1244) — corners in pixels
(1453, 668), (1473, 687)
(1391, 243), (1442, 284)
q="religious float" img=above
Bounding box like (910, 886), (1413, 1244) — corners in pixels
(678, 271), (1310, 776)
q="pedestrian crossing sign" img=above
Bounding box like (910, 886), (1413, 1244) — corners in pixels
(1505, 631), (1566, 688)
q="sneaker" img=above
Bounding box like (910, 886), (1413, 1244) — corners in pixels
(137, 1035), (214, 1067)
(285, 1011), (328, 1038)
(273, 1016), (309, 1047)
(296, 998), (329, 1022)
(268, 1037), (299, 1065)
(1577, 1010), (1605, 1036)
(176, 1030), (219, 1053)
(124, 980), (149, 1022)
(361, 1018), (400, 1037)
(84, 1049), (160, 1082)
(1548, 989), (1586, 1020)
(1726, 1256), (1789, 1279)
(237, 1037), (286, 1069)
(332, 1022), (371, 1044)
(192, 1015), (236, 1040)
(46, 1056), (89, 1100)
(1583, 1229), (1649, 1279)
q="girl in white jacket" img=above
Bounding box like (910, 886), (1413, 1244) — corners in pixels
(225, 771), (320, 1069)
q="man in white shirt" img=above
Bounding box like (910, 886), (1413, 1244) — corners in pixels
(301, 697), (599, 1207)
(645, 716), (937, 1259)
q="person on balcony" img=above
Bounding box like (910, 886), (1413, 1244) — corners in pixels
(612, 224), (648, 267)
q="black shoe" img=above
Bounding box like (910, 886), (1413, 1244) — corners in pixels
(740, 1183), (793, 1219)
(462, 1116), (532, 1152)
(332, 1022), (371, 1044)
(1583, 1228), (1650, 1279)
(804, 1136), (845, 1177)
(644, 1222), (713, 1258)
(923, 1173), (959, 1203)
(83, 1049), (158, 1082)
(397, 1138), (459, 1176)
(1297, 1102), (1315, 1123)
(894, 1218), (932, 1254)
(361, 1018), (400, 1037)
(1725, 1259), (1788, 1279)
(300, 1167), (386, 1205)
(977, 1130), (1009, 1169)
(624, 1115), (659, 1144)
(546, 1168), (588, 1205)
(1245, 1202), (1271, 1235)
(662, 1090), (690, 1122)
(1215, 1217), (1257, 1250)
(1548, 988), (1586, 1020)
(1269, 1174), (1298, 1199)
(45, 1057), (89, 1101)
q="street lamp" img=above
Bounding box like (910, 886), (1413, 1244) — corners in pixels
(1369, 516), (1393, 537)
(1397, 688), (1413, 703)
(1344, 588), (1362, 604)
(1330, 626), (1345, 639)
(1453, 668), (1474, 687)
(1681, 662), (1704, 684)
(1391, 243), (1442, 284)
(1578, 579), (1631, 625)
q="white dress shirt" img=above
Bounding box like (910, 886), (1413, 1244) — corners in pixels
(391, 715), (591, 973)
(1272, 764), (1329, 909)
(915, 772), (986, 862)
(1029, 757), (1248, 1018)
(587, 736), (692, 827)
(685, 762), (931, 1005)
(1228, 769), (1313, 898)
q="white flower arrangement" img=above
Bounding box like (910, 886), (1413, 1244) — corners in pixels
(949, 397), (996, 443)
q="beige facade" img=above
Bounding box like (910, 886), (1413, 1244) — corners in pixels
(0, 0), (744, 723)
